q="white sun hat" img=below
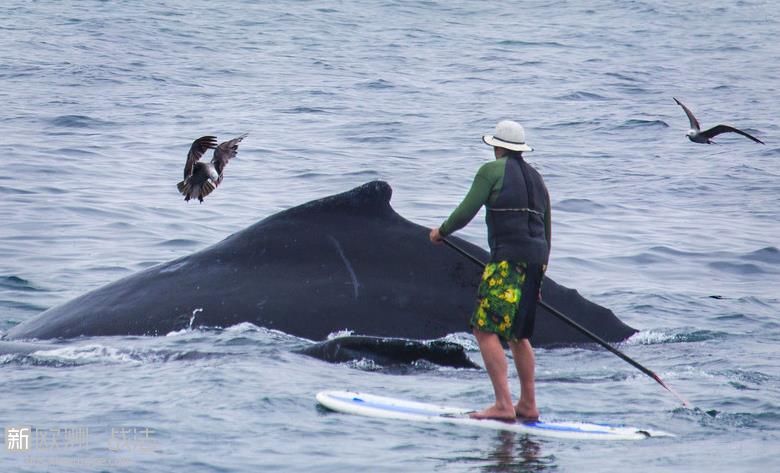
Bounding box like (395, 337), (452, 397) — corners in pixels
(482, 120), (533, 152)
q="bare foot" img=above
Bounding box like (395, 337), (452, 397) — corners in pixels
(515, 402), (540, 421)
(469, 404), (516, 422)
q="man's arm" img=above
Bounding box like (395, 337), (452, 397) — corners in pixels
(439, 166), (494, 236)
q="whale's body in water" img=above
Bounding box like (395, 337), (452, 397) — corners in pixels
(5, 181), (636, 347)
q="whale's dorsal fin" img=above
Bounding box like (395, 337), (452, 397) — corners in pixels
(276, 180), (394, 219)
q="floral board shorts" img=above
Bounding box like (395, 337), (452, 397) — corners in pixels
(470, 261), (544, 342)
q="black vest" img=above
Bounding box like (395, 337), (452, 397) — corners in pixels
(486, 157), (550, 264)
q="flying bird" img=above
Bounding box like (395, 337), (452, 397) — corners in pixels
(177, 134), (247, 202)
(673, 97), (764, 145)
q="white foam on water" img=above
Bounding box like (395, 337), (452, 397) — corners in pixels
(32, 344), (139, 365)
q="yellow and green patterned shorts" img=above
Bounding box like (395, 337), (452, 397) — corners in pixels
(471, 261), (541, 341)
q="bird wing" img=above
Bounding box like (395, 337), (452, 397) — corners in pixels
(673, 97), (700, 131)
(701, 125), (765, 144)
(212, 133), (248, 185)
(184, 136), (218, 179)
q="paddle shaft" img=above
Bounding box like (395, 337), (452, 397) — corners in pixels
(441, 237), (689, 407)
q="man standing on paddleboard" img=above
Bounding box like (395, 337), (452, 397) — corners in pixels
(430, 120), (552, 421)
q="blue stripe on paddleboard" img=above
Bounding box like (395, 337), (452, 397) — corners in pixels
(328, 394), (620, 435)
(330, 394), (463, 417)
(520, 421), (611, 434)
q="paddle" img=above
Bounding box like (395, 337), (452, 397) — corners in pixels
(441, 237), (690, 408)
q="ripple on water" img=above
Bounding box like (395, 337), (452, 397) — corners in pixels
(673, 406), (780, 431)
(556, 91), (611, 101)
(0, 275), (44, 292)
(46, 114), (116, 128)
(743, 247), (780, 264)
(615, 119), (670, 129)
(155, 238), (201, 248)
(707, 261), (765, 275)
(556, 198), (607, 213)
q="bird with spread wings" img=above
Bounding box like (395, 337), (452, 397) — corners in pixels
(673, 98), (764, 145)
(177, 134), (247, 202)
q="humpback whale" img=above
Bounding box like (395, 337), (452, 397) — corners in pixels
(296, 336), (481, 369)
(5, 181), (636, 346)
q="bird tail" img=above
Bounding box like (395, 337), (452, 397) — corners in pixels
(199, 180), (216, 200)
(177, 179), (196, 202)
(177, 179), (216, 203)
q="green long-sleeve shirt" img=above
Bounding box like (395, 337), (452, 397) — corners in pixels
(439, 158), (552, 251)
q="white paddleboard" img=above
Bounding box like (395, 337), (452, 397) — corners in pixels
(316, 390), (675, 441)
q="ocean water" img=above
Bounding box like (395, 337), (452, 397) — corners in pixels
(1, 0), (779, 471)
